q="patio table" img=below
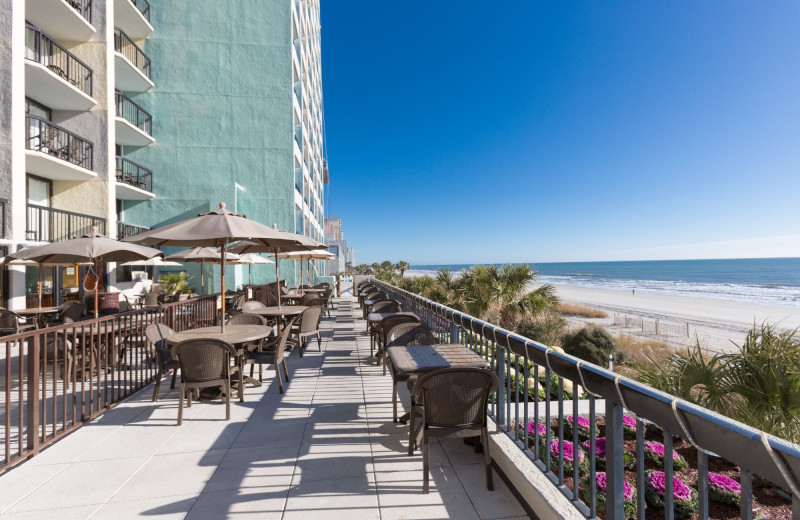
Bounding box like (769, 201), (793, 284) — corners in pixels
(16, 306), (60, 328)
(244, 305), (307, 333)
(388, 343), (489, 424)
(166, 324), (272, 392)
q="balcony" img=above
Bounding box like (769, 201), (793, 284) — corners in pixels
(117, 221), (150, 239)
(113, 27), (153, 92)
(24, 24), (96, 111)
(114, 0), (153, 39)
(115, 91), (154, 146)
(25, 203), (106, 243)
(25, 114), (95, 181)
(25, 0), (95, 42)
(115, 156), (154, 200)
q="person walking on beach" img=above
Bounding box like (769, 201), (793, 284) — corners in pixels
(632, 289), (635, 296)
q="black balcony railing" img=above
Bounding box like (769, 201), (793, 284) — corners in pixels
(25, 24), (93, 96)
(128, 0), (150, 23)
(115, 91), (152, 136)
(26, 204), (106, 243)
(115, 156), (153, 192)
(117, 221), (150, 240)
(68, 0), (92, 23)
(26, 115), (94, 171)
(113, 27), (151, 78)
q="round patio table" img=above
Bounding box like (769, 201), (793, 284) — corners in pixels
(16, 306), (61, 328)
(165, 324), (269, 345)
(243, 305), (308, 318)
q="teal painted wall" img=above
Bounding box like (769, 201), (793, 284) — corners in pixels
(122, 0), (302, 290)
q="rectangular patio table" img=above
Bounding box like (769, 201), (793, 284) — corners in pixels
(387, 343), (490, 424)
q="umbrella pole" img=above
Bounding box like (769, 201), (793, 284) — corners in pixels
(38, 266), (43, 308)
(249, 264), (252, 284)
(94, 259), (99, 319)
(274, 248), (281, 308)
(220, 244), (227, 332)
(300, 257), (303, 289)
(201, 260), (205, 296)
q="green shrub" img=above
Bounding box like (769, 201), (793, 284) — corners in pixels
(159, 272), (193, 294)
(561, 326), (623, 367)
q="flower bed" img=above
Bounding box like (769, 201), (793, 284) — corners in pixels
(709, 472), (741, 507)
(622, 414), (637, 438)
(644, 441), (688, 470)
(581, 472), (637, 519)
(645, 470), (698, 517)
(582, 437), (635, 470)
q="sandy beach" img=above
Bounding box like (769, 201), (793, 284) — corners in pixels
(552, 284), (800, 354)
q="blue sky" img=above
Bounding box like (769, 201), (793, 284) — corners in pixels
(320, 2), (800, 265)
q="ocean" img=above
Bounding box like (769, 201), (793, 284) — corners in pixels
(408, 258), (800, 308)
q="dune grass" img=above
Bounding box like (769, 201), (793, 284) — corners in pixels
(559, 303), (608, 319)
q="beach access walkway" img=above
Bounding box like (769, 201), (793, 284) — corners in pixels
(0, 297), (529, 520)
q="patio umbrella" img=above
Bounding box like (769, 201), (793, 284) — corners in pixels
(165, 247), (242, 295)
(278, 249), (335, 286)
(228, 253), (274, 284)
(230, 234), (326, 306)
(122, 202), (307, 330)
(2, 228), (162, 317)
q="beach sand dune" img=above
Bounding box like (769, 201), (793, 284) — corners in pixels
(552, 284), (800, 354)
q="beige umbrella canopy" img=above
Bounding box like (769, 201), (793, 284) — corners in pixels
(3, 228), (162, 317)
(278, 249), (335, 286)
(122, 202), (307, 330)
(228, 253), (274, 285)
(229, 235), (326, 307)
(165, 247), (243, 295)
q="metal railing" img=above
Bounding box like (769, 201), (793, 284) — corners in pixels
(25, 24), (93, 96)
(115, 91), (152, 135)
(67, 0), (92, 23)
(26, 204), (106, 243)
(117, 221), (150, 240)
(115, 156), (153, 192)
(113, 27), (151, 78)
(128, 0), (150, 23)
(0, 296), (218, 471)
(371, 279), (800, 520)
(25, 115), (94, 171)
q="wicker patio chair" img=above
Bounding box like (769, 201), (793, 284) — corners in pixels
(385, 323), (436, 423)
(300, 293), (324, 306)
(0, 309), (35, 336)
(171, 338), (237, 425)
(377, 314), (420, 373)
(246, 315), (296, 393)
(290, 306), (322, 357)
(410, 368), (499, 493)
(143, 292), (161, 307)
(227, 313), (266, 327)
(321, 287), (333, 318)
(299, 284), (311, 289)
(145, 323), (179, 402)
(241, 300), (267, 312)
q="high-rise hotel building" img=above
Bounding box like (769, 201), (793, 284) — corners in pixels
(0, 0), (326, 307)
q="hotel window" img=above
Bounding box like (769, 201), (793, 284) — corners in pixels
(25, 97), (51, 120)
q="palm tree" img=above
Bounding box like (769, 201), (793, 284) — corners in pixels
(396, 260), (410, 278)
(454, 263), (559, 329)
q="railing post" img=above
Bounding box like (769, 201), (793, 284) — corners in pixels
(450, 322), (459, 344)
(605, 400), (625, 520)
(496, 345), (506, 427)
(26, 335), (41, 455)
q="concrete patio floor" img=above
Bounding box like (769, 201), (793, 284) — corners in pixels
(0, 298), (529, 519)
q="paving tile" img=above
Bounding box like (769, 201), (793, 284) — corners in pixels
(109, 450), (227, 502)
(204, 446), (296, 493)
(456, 464), (528, 520)
(373, 467), (481, 520)
(1, 504), (100, 519)
(283, 473), (379, 519)
(187, 488), (285, 519)
(0, 462), (70, 512)
(92, 493), (197, 519)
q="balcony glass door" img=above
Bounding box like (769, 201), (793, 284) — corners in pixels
(27, 175), (51, 242)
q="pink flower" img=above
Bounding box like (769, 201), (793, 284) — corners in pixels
(644, 442), (679, 459)
(549, 439), (585, 462)
(708, 473), (741, 495)
(582, 437), (607, 458)
(622, 415), (637, 428)
(647, 471), (693, 501)
(566, 415), (591, 430)
(526, 421), (548, 437)
(595, 472), (634, 500)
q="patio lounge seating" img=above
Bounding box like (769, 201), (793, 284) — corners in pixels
(410, 368), (499, 493)
(290, 306), (322, 357)
(171, 338), (238, 425)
